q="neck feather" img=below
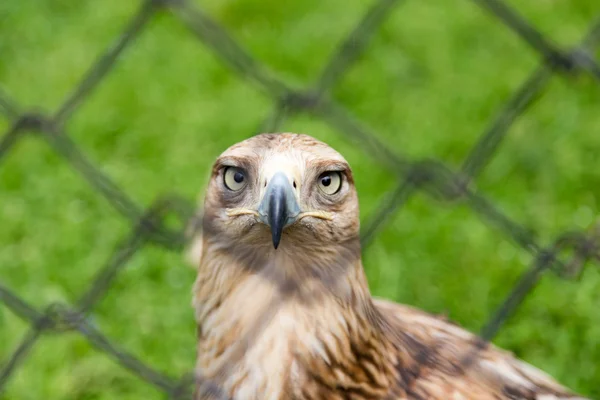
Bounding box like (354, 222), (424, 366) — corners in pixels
(192, 237), (395, 399)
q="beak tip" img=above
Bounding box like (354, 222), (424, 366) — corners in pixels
(272, 233), (281, 249)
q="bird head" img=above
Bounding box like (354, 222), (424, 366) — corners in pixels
(201, 133), (360, 255)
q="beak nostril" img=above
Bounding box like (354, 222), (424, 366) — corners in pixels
(293, 180), (297, 189)
(264, 180), (267, 188)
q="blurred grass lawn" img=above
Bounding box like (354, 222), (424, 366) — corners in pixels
(1, 0), (600, 398)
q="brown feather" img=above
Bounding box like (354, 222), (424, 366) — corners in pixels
(190, 133), (587, 400)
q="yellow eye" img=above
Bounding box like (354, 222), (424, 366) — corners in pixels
(317, 171), (342, 195)
(223, 167), (247, 191)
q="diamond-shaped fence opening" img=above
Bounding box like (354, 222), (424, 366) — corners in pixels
(1, 0), (600, 398)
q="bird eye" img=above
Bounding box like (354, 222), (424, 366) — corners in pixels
(223, 167), (247, 191)
(317, 171), (342, 195)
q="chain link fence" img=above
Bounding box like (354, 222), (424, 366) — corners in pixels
(1, 0), (600, 398)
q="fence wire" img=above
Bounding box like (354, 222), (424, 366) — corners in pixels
(1, 0), (600, 398)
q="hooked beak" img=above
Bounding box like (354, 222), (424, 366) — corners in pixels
(257, 172), (301, 249)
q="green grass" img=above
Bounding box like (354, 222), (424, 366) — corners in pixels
(1, 0), (600, 398)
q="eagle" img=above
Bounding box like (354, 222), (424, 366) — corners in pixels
(189, 133), (587, 400)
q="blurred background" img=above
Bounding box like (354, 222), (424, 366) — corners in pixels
(1, 0), (600, 398)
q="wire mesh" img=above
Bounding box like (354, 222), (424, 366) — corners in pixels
(1, 0), (600, 398)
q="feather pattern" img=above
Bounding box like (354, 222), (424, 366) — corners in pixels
(191, 133), (587, 400)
